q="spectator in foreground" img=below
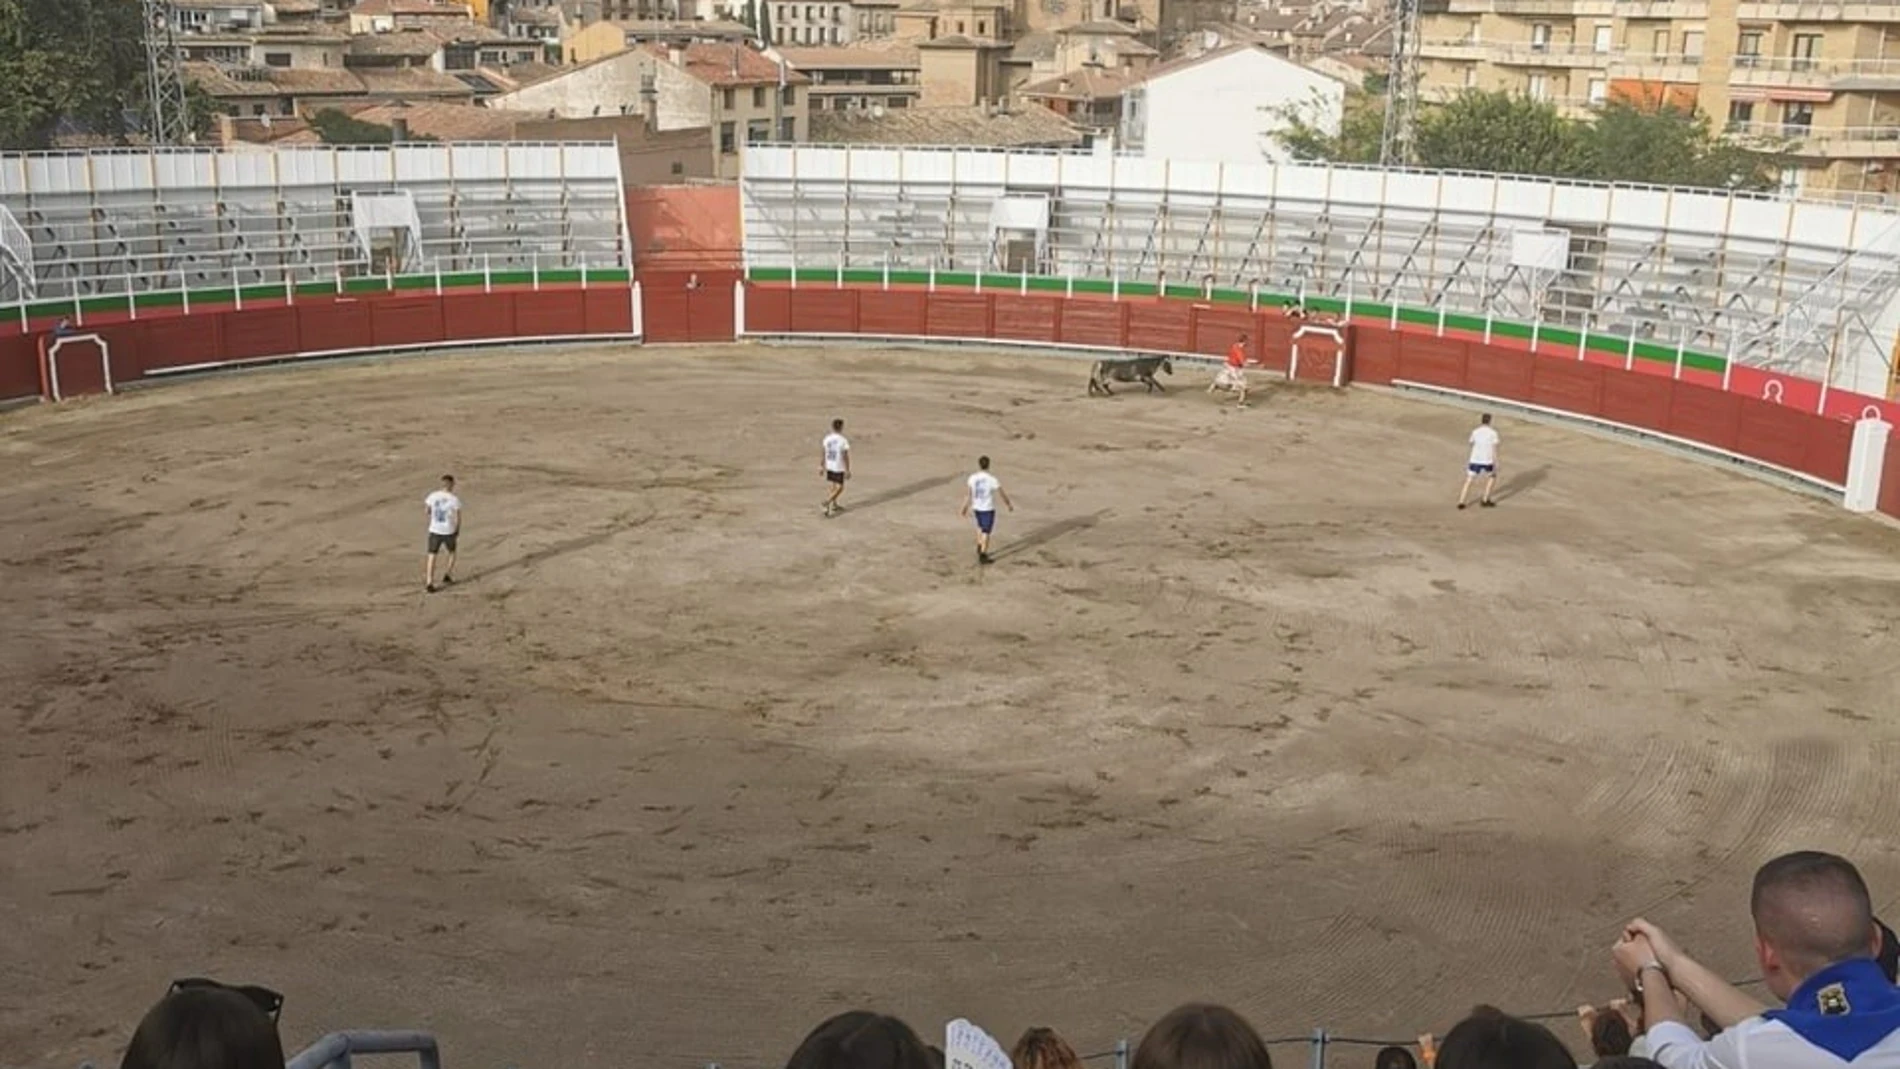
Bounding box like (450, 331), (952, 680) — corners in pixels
(1131, 1003), (1272, 1069)
(1579, 1003), (1637, 1058)
(1375, 1045), (1418, 1069)
(1012, 1028), (1087, 1069)
(787, 1012), (938, 1069)
(1613, 850), (1900, 1069)
(1433, 1006), (1577, 1069)
(120, 982), (284, 1069)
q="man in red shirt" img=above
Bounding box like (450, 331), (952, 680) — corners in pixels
(1208, 332), (1253, 407)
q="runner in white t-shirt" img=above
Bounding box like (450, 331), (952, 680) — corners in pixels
(423, 474), (462, 592)
(1458, 413), (1500, 510)
(959, 455), (1014, 564)
(820, 418), (851, 517)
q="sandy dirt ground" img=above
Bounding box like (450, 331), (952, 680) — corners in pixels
(4, 343), (1900, 1069)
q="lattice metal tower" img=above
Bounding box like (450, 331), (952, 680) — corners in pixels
(1379, 0), (1421, 166)
(143, 0), (192, 145)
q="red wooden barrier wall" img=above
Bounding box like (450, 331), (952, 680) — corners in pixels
(0, 286), (637, 405)
(746, 283), (1887, 517)
(6, 276), (1892, 527)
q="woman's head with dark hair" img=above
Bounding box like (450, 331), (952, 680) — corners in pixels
(786, 1012), (938, 1069)
(1588, 1006), (1634, 1057)
(1131, 1003), (1273, 1069)
(1012, 1028), (1086, 1069)
(1435, 1007), (1576, 1069)
(1373, 1046), (1418, 1069)
(1591, 1059), (1664, 1069)
(120, 987), (284, 1069)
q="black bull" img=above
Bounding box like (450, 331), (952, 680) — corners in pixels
(1086, 356), (1173, 396)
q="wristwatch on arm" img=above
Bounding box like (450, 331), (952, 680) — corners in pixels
(1633, 959), (1669, 995)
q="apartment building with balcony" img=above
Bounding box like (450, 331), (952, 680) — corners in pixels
(1415, 0), (1900, 197)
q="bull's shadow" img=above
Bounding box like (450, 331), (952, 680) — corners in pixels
(990, 509), (1109, 561)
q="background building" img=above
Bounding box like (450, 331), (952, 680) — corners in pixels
(780, 45), (924, 110)
(1416, 0), (1900, 197)
(489, 42), (807, 177)
(1120, 42), (1345, 163)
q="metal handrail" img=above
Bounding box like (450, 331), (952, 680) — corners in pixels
(286, 1031), (442, 1069)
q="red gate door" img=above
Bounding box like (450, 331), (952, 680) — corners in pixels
(641, 270), (740, 343)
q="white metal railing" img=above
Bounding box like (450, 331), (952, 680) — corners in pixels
(757, 141), (1900, 209)
(0, 202), (34, 301)
(1729, 54), (1900, 77)
(1730, 121), (1900, 143)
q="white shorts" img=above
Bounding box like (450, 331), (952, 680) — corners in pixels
(1214, 365), (1249, 390)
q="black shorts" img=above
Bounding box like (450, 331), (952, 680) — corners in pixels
(428, 532), (459, 554)
(825, 470), (847, 485)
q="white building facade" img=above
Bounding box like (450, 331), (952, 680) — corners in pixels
(1119, 44), (1343, 166)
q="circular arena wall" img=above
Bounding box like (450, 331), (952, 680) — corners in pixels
(4, 143), (1900, 522)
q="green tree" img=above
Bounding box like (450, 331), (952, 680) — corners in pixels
(756, 0), (774, 46)
(1276, 90), (1385, 164)
(0, 0), (151, 148)
(1413, 90), (1587, 177)
(1574, 102), (1783, 191)
(310, 108), (390, 144)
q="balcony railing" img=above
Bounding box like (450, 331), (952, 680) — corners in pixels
(1729, 121), (1900, 155)
(1728, 54), (1900, 88)
(1493, 41), (1619, 64)
(1615, 0), (1711, 15)
(1605, 50), (1704, 76)
(1491, 0), (1617, 13)
(1736, 1), (1900, 21)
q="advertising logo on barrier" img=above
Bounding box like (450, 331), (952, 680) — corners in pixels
(946, 1019), (1012, 1069)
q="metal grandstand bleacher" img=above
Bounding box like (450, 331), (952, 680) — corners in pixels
(740, 145), (1900, 396)
(0, 144), (631, 304)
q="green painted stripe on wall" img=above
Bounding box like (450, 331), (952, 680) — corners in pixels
(747, 266), (1735, 377)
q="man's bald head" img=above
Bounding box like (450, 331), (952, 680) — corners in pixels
(1751, 851), (1878, 983)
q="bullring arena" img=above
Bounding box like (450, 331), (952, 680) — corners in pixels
(4, 143), (1900, 1069)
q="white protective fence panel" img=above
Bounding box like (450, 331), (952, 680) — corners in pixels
(741, 145), (1900, 390)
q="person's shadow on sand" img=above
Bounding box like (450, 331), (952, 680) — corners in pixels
(1491, 464), (1549, 503)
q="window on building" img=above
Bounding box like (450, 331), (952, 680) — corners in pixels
(264, 51), (291, 67)
(1587, 76), (1606, 104)
(1651, 28), (1669, 54)
(753, 85), (767, 107)
(1527, 72), (1549, 99)
(1592, 24), (1611, 52)
(746, 117), (771, 142)
(1463, 65), (1476, 86)
(671, 161), (684, 175)
(1727, 99), (1755, 127)
(722, 87), (736, 110)
(780, 116), (795, 139)
(720, 120), (736, 153)
(955, 19), (965, 31)
(252, 104), (268, 115)
(1682, 29), (1704, 60)
(777, 3), (787, 17)
(889, 94), (908, 108)
(1737, 29), (1763, 65)
(782, 85), (796, 104)
(1530, 23), (1550, 51)
(977, 18), (987, 33)
(1792, 33), (1821, 70)
(1784, 100), (1815, 131)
